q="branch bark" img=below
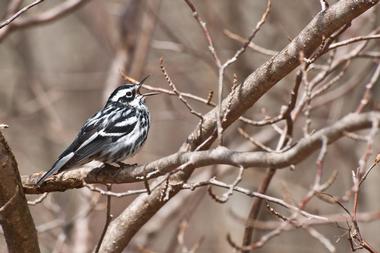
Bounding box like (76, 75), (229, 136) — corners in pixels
(97, 1), (379, 252)
(19, 0), (380, 252)
(183, 0), (379, 151)
(0, 131), (40, 253)
(23, 112), (380, 194)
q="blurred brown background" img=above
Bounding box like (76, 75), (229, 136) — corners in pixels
(1, 0), (380, 252)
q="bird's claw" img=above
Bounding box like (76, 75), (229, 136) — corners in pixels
(116, 162), (138, 168)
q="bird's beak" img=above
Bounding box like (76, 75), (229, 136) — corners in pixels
(137, 75), (160, 97)
(142, 91), (160, 97)
(137, 75), (150, 94)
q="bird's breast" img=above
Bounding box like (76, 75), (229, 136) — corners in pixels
(101, 108), (150, 162)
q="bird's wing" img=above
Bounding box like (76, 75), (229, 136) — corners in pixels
(37, 106), (136, 186)
(57, 108), (111, 160)
(70, 106), (137, 163)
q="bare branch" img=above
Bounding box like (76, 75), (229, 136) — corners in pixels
(329, 34), (380, 51)
(0, 0), (44, 29)
(224, 29), (277, 56)
(13, 1), (380, 252)
(94, 184), (113, 253)
(183, 177), (326, 220)
(160, 57), (204, 119)
(183, 0), (221, 67)
(22, 112), (380, 194)
(84, 183), (147, 197)
(207, 166), (244, 203)
(13, 0), (92, 28)
(0, 131), (40, 252)
(27, 192), (48, 205)
(0, 0), (92, 42)
(95, 1), (380, 251)
(356, 62), (380, 113)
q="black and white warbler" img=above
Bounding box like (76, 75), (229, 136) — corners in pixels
(36, 76), (158, 186)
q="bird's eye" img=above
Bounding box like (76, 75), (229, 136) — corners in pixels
(125, 91), (133, 97)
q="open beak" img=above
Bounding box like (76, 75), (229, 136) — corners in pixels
(142, 91), (160, 97)
(137, 75), (160, 97)
(137, 75), (150, 94)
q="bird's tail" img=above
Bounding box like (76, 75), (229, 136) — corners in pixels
(36, 153), (74, 187)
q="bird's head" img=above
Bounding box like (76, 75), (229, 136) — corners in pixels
(107, 76), (158, 107)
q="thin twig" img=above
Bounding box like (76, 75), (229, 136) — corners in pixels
(160, 57), (204, 120)
(183, 0), (221, 67)
(238, 127), (275, 152)
(84, 183), (147, 197)
(224, 29), (277, 56)
(356, 62), (380, 113)
(0, 186), (19, 215)
(359, 153), (380, 187)
(124, 74), (292, 129)
(27, 192), (48, 205)
(94, 184), (113, 253)
(14, 0), (91, 28)
(329, 34), (380, 51)
(216, 0), (271, 144)
(208, 166), (244, 203)
(0, 0), (45, 29)
(183, 177), (326, 221)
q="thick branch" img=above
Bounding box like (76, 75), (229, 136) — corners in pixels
(23, 112), (380, 194)
(21, 1), (379, 252)
(184, 0), (379, 151)
(0, 131), (40, 253)
(97, 1), (379, 252)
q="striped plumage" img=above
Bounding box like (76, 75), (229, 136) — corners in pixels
(37, 77), (156, 186)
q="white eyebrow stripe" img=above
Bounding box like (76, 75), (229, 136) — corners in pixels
(111, 90), (128, 102)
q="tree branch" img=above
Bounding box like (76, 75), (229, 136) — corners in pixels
(0, 131), (40, 253)
(0, 0), (92, 42)
(0, 0), (44, 29)
(23, 112), (380, 193)
(19, 1), (380, 252)
(96, 1), (379, 251)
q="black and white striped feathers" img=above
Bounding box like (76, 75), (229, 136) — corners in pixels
(37, 79), (155, 186)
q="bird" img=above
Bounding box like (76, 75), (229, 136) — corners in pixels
(36, 76), (158, 186)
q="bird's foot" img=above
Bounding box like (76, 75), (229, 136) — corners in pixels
(102, 162), (138, 169)
(116, 162), (138, 169)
